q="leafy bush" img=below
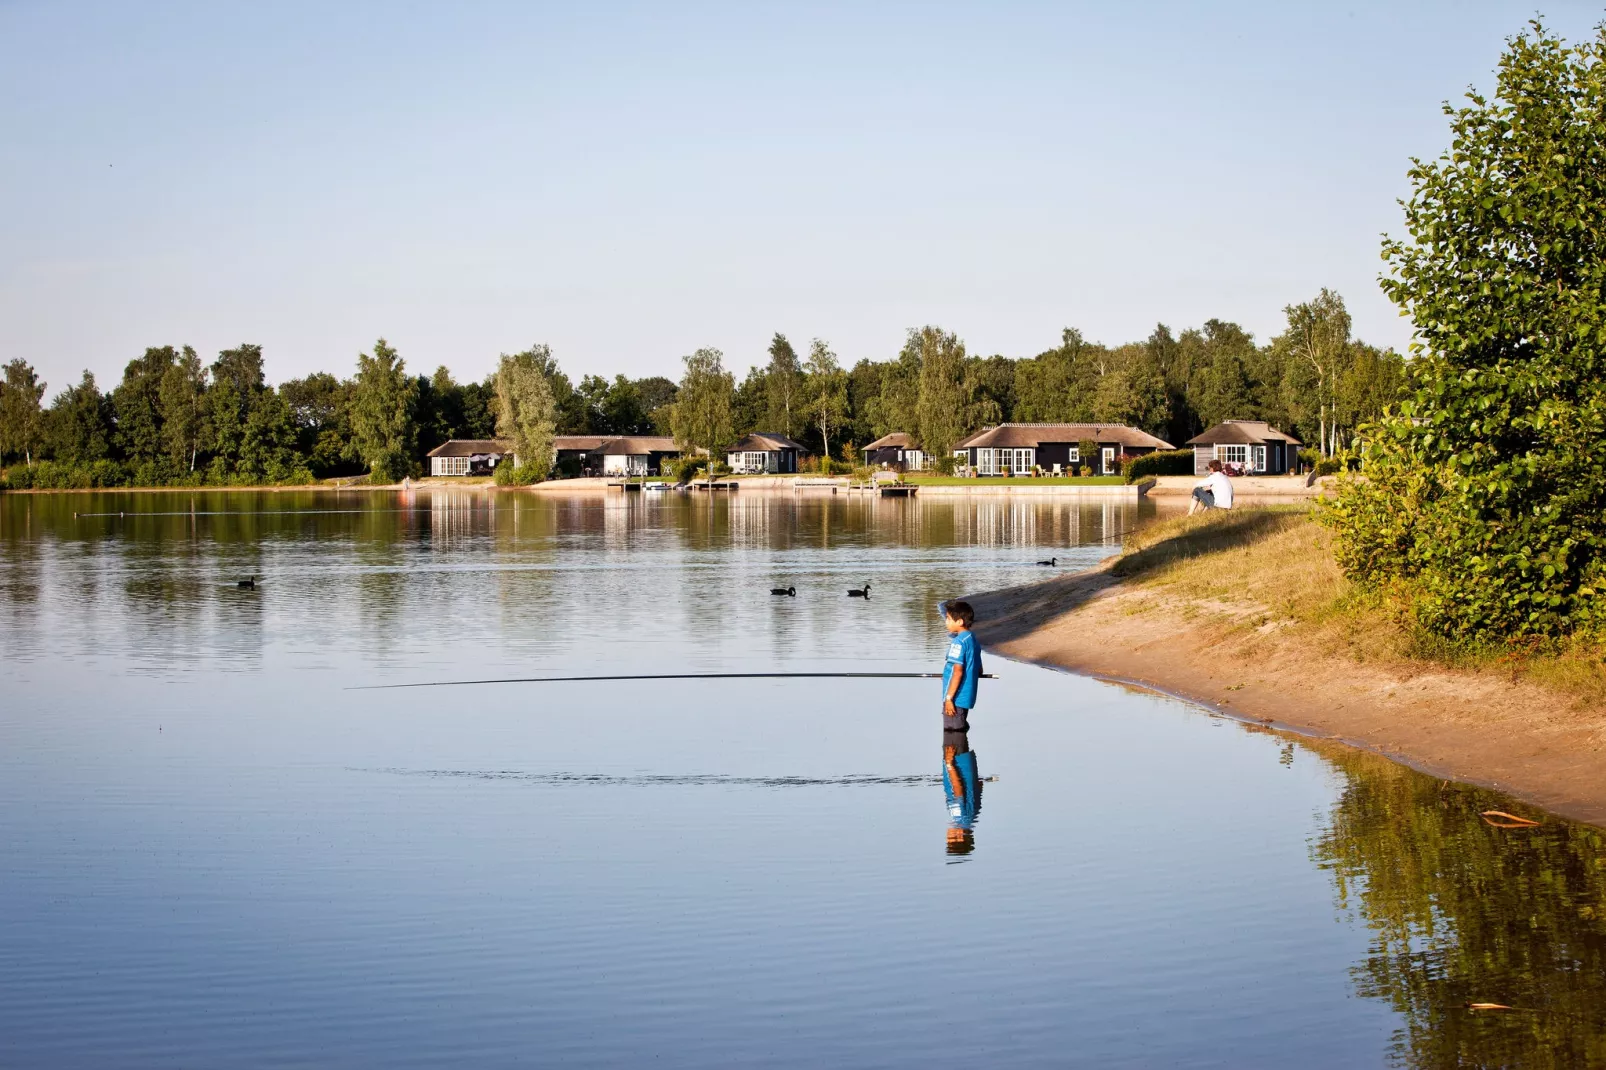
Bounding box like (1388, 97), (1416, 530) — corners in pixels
(1313, 457), (1343, 477)
(1298, 448), (1322, 470)
(932, 454), (958, 476)
(669, 455), (703, 482)
(1124, 448), (1195, 482)
(494, 460), (546, 486)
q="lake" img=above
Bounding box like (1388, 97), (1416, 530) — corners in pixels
(3, 489), (1605, 1068)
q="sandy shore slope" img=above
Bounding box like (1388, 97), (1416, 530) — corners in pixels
(967, 560), (1606, 827)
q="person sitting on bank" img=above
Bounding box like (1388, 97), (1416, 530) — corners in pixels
(941, 599), (982, 732)
(1188, 459), (1235, 516)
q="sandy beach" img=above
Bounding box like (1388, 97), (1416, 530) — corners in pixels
(966, 519), (1606, 827)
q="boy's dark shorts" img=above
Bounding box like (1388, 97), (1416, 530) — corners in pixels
(944, 707), (971, 731)
(1192, 486), (1217, 508)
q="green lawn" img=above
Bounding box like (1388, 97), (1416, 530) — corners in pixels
(904, 474), (1127, 486)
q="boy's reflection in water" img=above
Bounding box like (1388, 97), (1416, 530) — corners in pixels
(943, 728), (982, 857)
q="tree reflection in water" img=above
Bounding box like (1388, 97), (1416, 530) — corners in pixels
(1311, 746), (1606, 1067)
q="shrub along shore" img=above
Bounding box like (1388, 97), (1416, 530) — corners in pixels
(966, 508), (1606, 826)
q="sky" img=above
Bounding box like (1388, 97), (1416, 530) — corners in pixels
(3, 1), (1603, 392)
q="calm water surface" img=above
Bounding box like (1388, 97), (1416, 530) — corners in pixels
(3, 489), (1605, 1068)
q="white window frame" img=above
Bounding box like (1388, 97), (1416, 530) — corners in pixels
(1217, 444), (1248, 467)
(1252, 445), (1266, 472)
(1101, 446), (1115, 472)
(1067, 446), (1080, 462)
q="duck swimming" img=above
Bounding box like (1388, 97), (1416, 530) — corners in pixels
(770, 586), (796, 596)
(237, 576), (257, 589)
(1036, 557), (1057, 566)
(847, 582), (871, 598)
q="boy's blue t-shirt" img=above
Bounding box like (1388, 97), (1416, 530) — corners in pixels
(942, 629), (982, 709)
(944, 749), (982, 829)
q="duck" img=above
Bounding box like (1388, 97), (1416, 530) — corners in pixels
(847, 582), (871, 598)
(770, 586), (797, 597)
(237, 576), (257, 589)
(1036, 557), (1057, 567)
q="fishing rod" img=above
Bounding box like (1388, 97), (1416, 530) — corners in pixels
(348, 670), (999, 691)
(73, 508), (435, 518)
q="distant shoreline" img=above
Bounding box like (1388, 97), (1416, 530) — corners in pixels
(3, 474), (1334, 499)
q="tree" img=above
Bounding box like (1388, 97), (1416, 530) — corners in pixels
(239, 389), (307, 482)
(280, 371), (352, 476)
(634, 376), (678, 418)
(803, 339), (848, 459)
(733, 366), (768, 436)
(159, 347), (207, 472)
(912, 326), (968, 457)
(1285, 289), (1352, 457)
(1014, 328), (1102, 423)
(1326, 20), (1606, 640)
(48, 371), (112, 464)
(211, 343), (265, 397)
(871, 346), (921, 439)
(764, 333), (803, 437)
(669, 348), (734, 476)
(601, 376), (647, 435)
(0, 359), (46, 465)
(112, 346), (178, 469)
(350, 338), (419, 482)
(494, 347), (558, 481)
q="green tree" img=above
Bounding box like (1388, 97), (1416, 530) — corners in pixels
(48, 371), (112, 464)
(912, 326), (969, 456)
(845, 358), (884, 444)
(493, 347), (558, 481)
(1326, 20), (1606, 640)
(764, 333), (803, 437)
(803, 339), (848, 459)
(964, 356), (1018, 428)
(871, 347), (921, 439)
(602, 376), (647, 435)
(0, 359), (47, 466)
(350, 338), (419, 482)
(1285, 289), (1352, 457)
(669, 348), (735, 475)
(158, 347), (207, 473)
(733, 365), (768, 436)
(280, 371), (353, 476)
(1014, 328), (1101, 423)
(239, 389), (308, 482)
(211, 343), (265, 397)
(112, 346), (178, 470)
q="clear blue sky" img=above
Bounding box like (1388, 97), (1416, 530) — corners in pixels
(3, 2), (1601, 392)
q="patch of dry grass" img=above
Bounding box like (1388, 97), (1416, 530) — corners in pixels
(1116, 507), (1606, 704)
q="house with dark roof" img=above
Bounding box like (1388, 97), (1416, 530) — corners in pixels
(552, 435), (610, 476)
(727, 433), (807, 474)
(951, 424), (1174, 476)
(426, 439), (514, 476)
(600, 436), (681, 476)
(862, 432), (926, 471)
(1185, 421), (1302, 475)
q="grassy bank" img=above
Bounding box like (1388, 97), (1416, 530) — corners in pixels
(1115, 508), (1606, 706)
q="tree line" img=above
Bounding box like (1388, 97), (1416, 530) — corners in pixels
(0, 288), (1403, 487)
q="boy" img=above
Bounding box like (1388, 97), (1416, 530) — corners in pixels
(1187, 458), (1235, 516)
(941, 599), (982, 731)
